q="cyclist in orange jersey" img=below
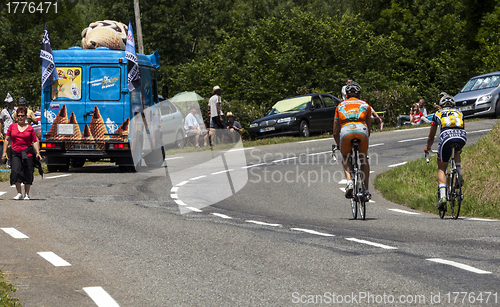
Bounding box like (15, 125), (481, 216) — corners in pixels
(333, 82), (372, 200)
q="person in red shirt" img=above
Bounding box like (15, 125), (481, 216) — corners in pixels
(410, 103), (423, 125)
(2, 106), (42, 200)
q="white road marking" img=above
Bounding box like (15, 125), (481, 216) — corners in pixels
(467, 129), (492, 134)
(170, 194), (178, 199)
(170, 187), (178, 193)
(165, 156), (184, 160)
(426, 258), (491, 274)
(291, 228), (335, 237)
(174, 200), (187, 206)
(225, 147), (254, 152)
(388, 162), (407, 168)
(459, 217), (498, 222)
(83, 287), (120, 307)
(1, 227), (29, 239)
(398, 136), (428, 143)
(177, 181), (189, 186)
(369, 143), (384, 147)
(339, 187), (346, 192)
(45, 174), (72, 179)
(211, 169), (233, 175)
(298, 139), (329, 144)
(370, 171), (375, 173)
(338, 179), (347, 185)
(0, 192), (6, 196)
(211, 213), (233, 219)
(186, 207), (202, 212)
(37, 252), (71, 267)
(393, 127), (430, 132)
(345, 238), (398, 250)
(389, 209), (421, 215)
(307, 151), (332, 156)
(190, 175), (206, 181)
(272, 157), (298, 163)
(242, 162), (267, 169)
(246, 220), (281, 227)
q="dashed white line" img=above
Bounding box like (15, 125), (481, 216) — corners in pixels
(291, 228), (335, 237)
(339, 187), (346, 192)
(345, 238), (398, 250)
(426, 258), (491, 274)
(174, 200), (187, 206)
(225, 147), (254, 152)
(0, 192), (6, 196)
(170, 187), (179, 193)
(45, 174), (72, 179)
(211, 169), (233, 175)
(459, 217), (498, 222)
(37, 252), (71, 267)
(177, 181), (189, 186)
(393, 127), (430, 132)
(190, 175), (206, 181)
(83, 287), (120, 307)
(246, 220), (282, 227)
(307, 151), (332, 156)
(165, 156), (184, 160)
(1, 227), (29, 239)
(388, 162), (407, 168)
(369, 143), (384, 147)
(298, 139), (329, 144)
(389, 209), (422, 215)
(338, 179), (348, 185)
(398, 136), (428, 143)
(211, 213), (233, 219)
(186, 207), (202, 212)
(170, 194), (178, 199)
(468, 129), (492, 134)
(242, 162), (267, 169)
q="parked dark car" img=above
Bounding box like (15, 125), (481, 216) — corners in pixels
(248, 93), (341, 139)
(454, 72), (500, 118)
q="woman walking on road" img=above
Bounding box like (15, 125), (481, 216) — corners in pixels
(2, 106), (43, 200)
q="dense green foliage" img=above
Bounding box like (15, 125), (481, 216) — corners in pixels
(1, 0), (499, 126)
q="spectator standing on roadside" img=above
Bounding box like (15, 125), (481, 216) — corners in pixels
(0, 93), (18, 168)
(208, 85), (224, 145)
(341, 78), (353, 101)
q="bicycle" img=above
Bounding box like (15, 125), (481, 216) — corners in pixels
(425, 143), (463, 219)
(333, 139), (367, 220)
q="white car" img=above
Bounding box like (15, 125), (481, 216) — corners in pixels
(159, 97), (185, 149)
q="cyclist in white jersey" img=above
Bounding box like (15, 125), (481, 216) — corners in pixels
(424, 95), (466, 211)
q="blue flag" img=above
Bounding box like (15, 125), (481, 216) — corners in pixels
(40, 22), (57, 90)
(125, 21), (141, 92)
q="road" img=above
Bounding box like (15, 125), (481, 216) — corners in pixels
(0, 119), (499, 306)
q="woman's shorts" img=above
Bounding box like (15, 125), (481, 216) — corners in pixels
(437, 129), (467, 162)
(340, 123), (369, 154)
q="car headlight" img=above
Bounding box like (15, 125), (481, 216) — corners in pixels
(249, 123), (258, 128)
(277, 117), (296, 124)
(476, 95), (492, 105)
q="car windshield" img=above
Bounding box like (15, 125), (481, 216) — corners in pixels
(267, 97), (311, 115)
(460, 75), (500, 92)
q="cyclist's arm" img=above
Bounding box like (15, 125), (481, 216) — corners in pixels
(424, 124), (438, 152)
(333, 118), (340, 146)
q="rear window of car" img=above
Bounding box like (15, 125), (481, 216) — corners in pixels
(461, 75), (500, 92)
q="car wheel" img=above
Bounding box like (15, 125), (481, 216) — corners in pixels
(299, 120), (310, 137)
(175, 131), (185, 149)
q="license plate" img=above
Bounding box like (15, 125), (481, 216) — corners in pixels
(461, 105), (473, 111)
(73, 144), (96, 150)
(260, 127), (275, 133)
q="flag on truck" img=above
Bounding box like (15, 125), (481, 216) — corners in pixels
(125, 21), (141, 92)
(40, 22), (57, 90)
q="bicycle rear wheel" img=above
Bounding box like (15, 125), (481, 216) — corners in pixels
(359, 181), (366, 220)
(350, 197), (358, 219)
(450, 172), (462, 219)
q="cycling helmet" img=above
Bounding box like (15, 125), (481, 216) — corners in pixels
(345, 82), (362, 95)
(18, 97), (27, 105)
(439, 95), (455, 107)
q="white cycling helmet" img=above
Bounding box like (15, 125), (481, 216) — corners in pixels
(439, 95), (455, 107)
(345, 82), (362, 95)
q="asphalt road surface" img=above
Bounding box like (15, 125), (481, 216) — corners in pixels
(0, 119), (499, 306)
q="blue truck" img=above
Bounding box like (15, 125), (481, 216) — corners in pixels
(40, 46), (167, 171)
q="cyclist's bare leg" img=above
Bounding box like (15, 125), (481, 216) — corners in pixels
(342, 153), (352, 181)
(359, 151), (370, 190)
(437, 161), (448, 185)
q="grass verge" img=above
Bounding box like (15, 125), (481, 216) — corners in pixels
(0, 271), (21, 307)
(375, 121), (500, 219)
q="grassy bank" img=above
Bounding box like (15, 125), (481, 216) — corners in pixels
(0, 271), (21, 307)
(375, 121), (500, 218)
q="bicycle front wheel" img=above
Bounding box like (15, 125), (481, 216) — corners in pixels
(350, 197), (358, 219)
(450, 172), (462, 219)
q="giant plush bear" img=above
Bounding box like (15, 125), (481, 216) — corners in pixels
(81, 20), (128, 50)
